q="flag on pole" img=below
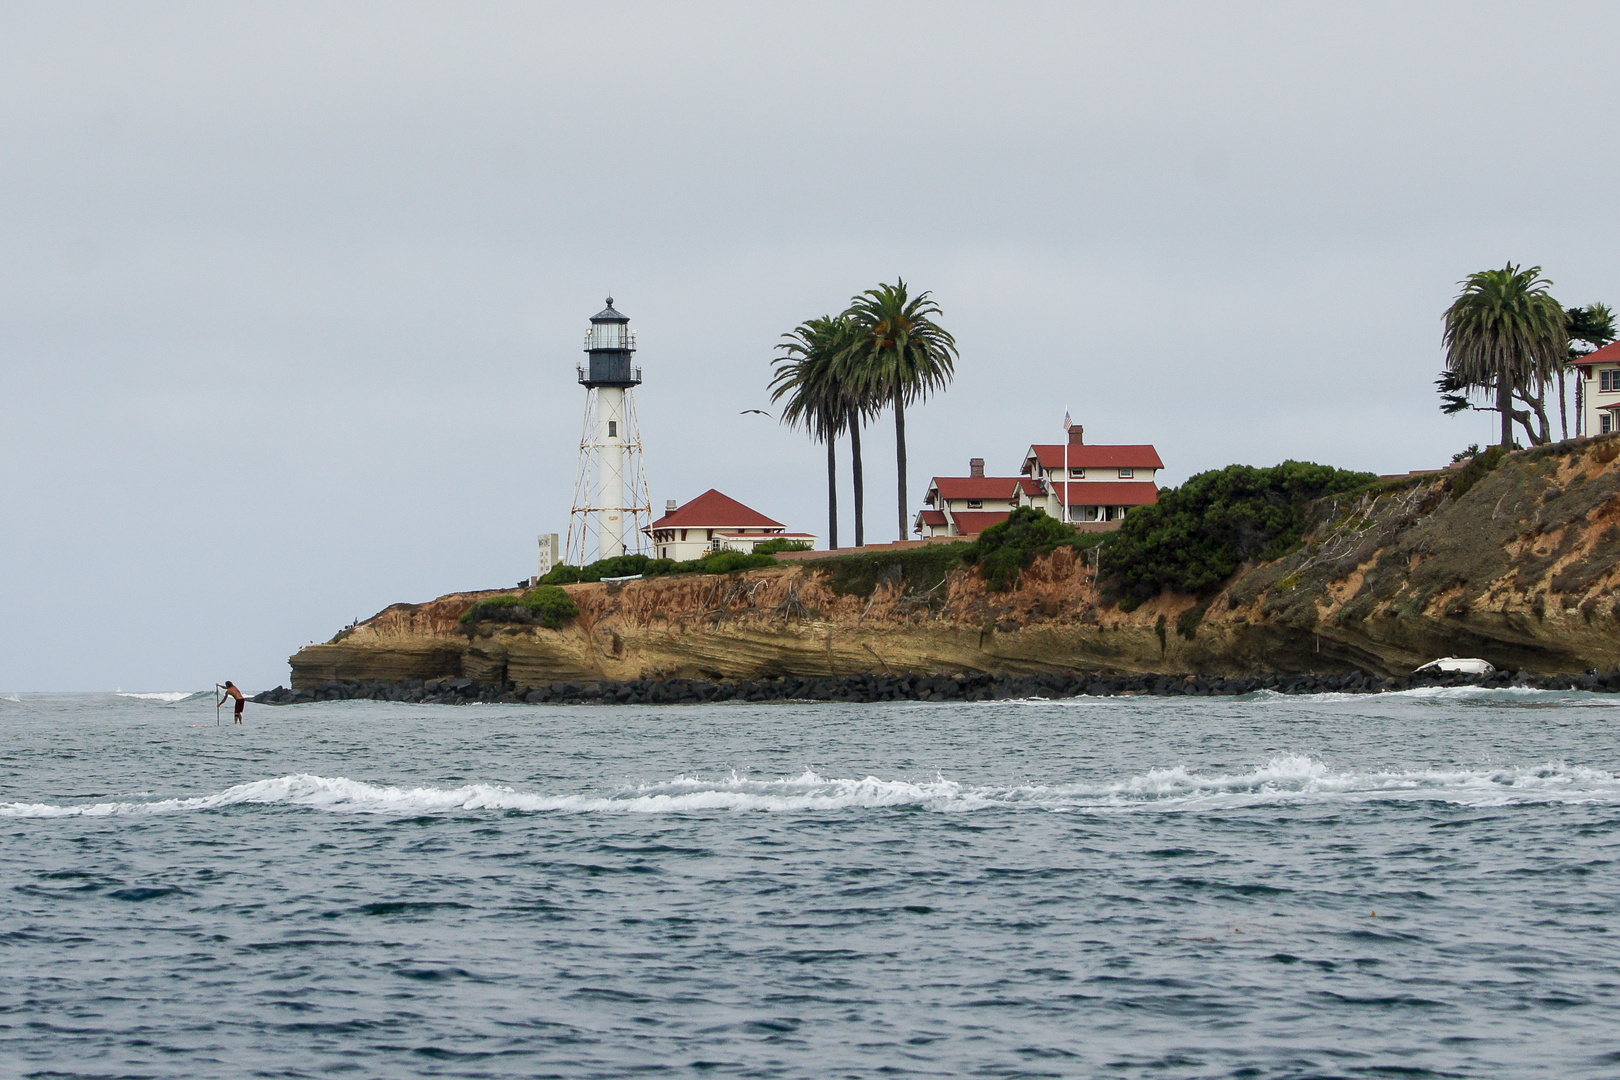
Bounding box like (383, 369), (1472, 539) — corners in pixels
(1062, 408), (1073, 432)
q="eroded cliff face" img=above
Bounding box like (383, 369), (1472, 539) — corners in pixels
(289, 439), (1620, 688)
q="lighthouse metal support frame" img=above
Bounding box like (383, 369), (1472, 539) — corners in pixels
(565, 384), (652, 568)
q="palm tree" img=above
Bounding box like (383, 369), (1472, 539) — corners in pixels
(1442, 264), (1568, 448)
(1566, 304), (1616, 439)
(842, 280), (959, 539)
(771, 315), (869, 548)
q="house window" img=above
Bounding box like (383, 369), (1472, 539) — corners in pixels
(966, 499), (983, 509)
(1069, 467), (1084, 478)
(1602, 369), (1620, 392)
(1603, 412), (1615, 435)
(1118, 467), (1134, 479)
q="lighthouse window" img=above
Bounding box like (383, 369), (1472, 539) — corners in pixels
(607, 421), (617, 437)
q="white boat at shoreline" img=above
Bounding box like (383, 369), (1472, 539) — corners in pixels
(1412, 657), (1496, 675)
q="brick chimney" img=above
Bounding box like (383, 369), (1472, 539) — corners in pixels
(969, 457), (985, 478)
(1067, 425), (1085, 446)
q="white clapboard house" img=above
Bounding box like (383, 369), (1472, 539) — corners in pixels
(1576, 339), (1620, 437)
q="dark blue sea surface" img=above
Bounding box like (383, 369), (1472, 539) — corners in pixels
(2, 688), (1618, 1078)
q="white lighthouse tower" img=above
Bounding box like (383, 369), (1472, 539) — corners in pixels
(565, 297), (653, 566)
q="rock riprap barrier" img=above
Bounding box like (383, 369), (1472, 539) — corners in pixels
(253, 667), (1620, 707)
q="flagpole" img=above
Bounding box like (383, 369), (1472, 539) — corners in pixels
(1062, 408), (1070, 525)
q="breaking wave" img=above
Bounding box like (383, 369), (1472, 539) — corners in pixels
(115, 691), (210, 703)
(5, 756), (1619, 819)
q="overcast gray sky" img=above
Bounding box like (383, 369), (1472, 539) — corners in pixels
(4, 2), (1616, 691)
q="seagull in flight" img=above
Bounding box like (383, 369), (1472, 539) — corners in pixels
(740, 409), (771, 417)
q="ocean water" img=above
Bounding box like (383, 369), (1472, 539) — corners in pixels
(1, 690), (1617, 1079)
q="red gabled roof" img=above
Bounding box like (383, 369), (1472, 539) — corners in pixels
(915, 509), (948, 527)
(948, 511), (1013, 535)
(1014, 477), (1043, 497)
(1024, 444), (1164, 470)
(1575, 340), (1620, 367)
(930, 476), (1027, 501)
(1050, 481), (1160, 506)
(645, 489), (784, 531)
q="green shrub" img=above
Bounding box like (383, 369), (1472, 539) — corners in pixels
(963, 506), (1083, 590)
(459, 595), (520, 624)
(1105, 461), (1378, 601)
(519, 584), (579, 628)
(751, 537), (813, 554)
(460, 585), (581, 628)
(539, 554), (653, 584)
(1449, 444), (1509, 501)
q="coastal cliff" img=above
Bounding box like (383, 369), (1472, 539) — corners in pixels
(289, 438), (1620, 688)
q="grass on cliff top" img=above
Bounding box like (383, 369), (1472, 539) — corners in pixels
(816, 543), (973, 598)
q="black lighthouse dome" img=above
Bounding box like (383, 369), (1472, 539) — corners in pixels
(580, 297), (641, 388)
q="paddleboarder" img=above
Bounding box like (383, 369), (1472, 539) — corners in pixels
(221, 681), (245, 723)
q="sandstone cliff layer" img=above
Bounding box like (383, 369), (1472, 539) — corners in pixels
(289, 438), (1620, 688)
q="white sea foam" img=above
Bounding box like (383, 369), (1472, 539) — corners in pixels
(115, 691), (206, 703)
(4, 756), (1619, 820)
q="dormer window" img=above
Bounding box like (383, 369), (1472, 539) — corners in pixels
(1118, 467), (1134, 479)
(1602, 369), (1620, 392)
(1068, 467), (1084, 478)
(966, 499), (983, 509)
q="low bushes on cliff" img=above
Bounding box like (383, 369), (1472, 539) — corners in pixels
(749, 537), (812, 554)
(540, 549), (780, 586)
(963, 506), (1101, 590)
(540, 554), (651, 584)
(817, 542), (971, 598)
(1106, 461), (1378, 603)
(460, 585), (580, 628)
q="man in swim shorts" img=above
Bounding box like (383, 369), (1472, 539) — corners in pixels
(221, 681), (245, 723)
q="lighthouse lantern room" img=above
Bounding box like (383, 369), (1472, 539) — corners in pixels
(566, 298), (653, 566)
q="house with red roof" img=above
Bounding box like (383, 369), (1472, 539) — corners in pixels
(1575, 339), (1620, 437)
(914, 458), (1043, 538)
(643, 489), (816, 561)
(914, 426), (1164, 539)
(1020, 425), (1162, 523)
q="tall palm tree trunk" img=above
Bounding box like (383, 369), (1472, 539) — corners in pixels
(850, 419), (865, 547)
(893, 389), (908, 540)
(825, 436), (839, 550)
(1559, 370), (1568, 442)
(1497, 368), (1512, 448)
